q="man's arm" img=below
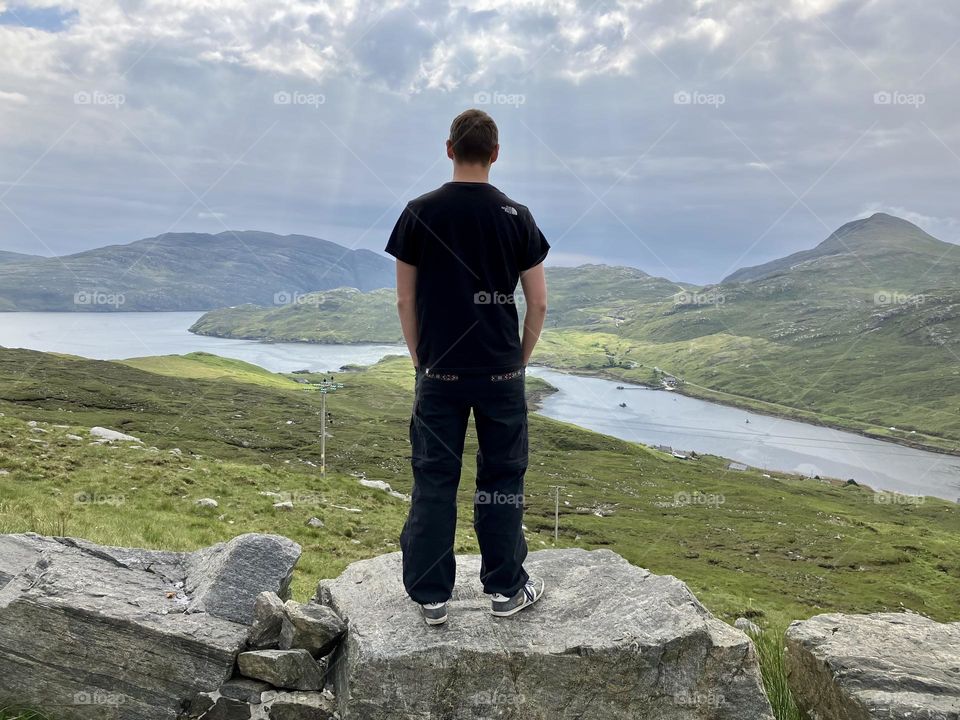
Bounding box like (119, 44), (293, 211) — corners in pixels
(395, 259), (420, 369)
(519, 262), (548, 366)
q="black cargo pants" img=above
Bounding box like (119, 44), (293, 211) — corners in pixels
(400, 367), (530, 604)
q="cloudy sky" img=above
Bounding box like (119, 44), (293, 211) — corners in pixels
(0, 0), (957, 284)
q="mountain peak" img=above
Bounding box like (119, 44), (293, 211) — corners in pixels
(722, 212), (950, 285)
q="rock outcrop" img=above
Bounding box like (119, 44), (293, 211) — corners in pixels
(318, 548), (774, 719)
(786, 612), (960, 719)
(0, 532), (300, 720)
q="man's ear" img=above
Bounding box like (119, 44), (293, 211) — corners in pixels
(446, 139), (456, 160)
(489, 144), (500, 165)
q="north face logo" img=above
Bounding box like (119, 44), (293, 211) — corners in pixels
(501, 205), (518, 216)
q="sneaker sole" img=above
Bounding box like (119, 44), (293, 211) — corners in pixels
(424, 614), (448, 626)
(491, 593), (542, 617)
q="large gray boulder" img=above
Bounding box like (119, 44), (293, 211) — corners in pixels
(317, 548), (774, 719)
(786, 612), (960, 719)
(186, 533), (302, 624)
(0, 532), (302, 720)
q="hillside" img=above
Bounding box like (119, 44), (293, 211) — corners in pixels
(540, 264), (689, 326)
(537, 214), (960, 448)
(188, 265), (687, 343)
(0, 250), (38, 264)
(723, 213), (956, 286)
(181, 214), (960, 447)
(0, 346), (957, 635)
(190, 288), (402, 343)
(0, 231), (394, 311)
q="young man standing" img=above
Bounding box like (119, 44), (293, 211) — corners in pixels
(386, 109), (550, 626)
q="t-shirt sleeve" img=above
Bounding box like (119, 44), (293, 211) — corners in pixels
(518, 208), (550, 271)
(385, 203), (422, 266)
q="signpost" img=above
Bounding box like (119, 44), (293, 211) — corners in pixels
(548, 484), (566, 543)
(317, 378), (344, 478)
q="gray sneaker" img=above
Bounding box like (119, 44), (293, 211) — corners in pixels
(491, 577), (545, 617)
(420, 601), (448, 626)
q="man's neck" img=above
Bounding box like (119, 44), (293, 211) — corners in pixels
(451, 164), (490, 183)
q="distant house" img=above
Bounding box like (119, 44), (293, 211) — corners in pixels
(727, 462), (748, 472)
(654, 444), (673, 454)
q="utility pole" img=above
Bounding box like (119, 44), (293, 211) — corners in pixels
(548, 485), (566, 543)
(317, 378), (344, 478)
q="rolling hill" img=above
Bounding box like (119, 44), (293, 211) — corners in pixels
(0, 250), (38, 264)
(536, 213), (960, 447)
(0, 231), (394, 311)
(185, 213), (960, 446)
(188, 265), (689, 343)
(190, 288), (403, 344)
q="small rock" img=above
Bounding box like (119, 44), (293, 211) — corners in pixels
(204, 695), (252, 720)
(27, 421), (38, 427)
(273, 501), (294, 511)
(0, 470), (9, 476)
(237, 649), (324, 691)
(220, 676), (272, 703)
(90, 426), (142, 443)
(248, 591), (286, 649)
(266, 690), (336, 719)
(196, 498), (219, 508)
(358, 479), (409, 501)
(65, 434), (83, 441)
(259, 491), (283, 498)
(735, 617), (762, 636)
(186, 691), (216, 717)
(279, 601), (346, 658)
(305, 517), (324, 529)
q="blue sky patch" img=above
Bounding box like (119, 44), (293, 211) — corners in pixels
(0, 4), (78, 32)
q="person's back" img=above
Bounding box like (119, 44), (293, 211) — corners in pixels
(391, 181), (548, 372)
(386, 109), (550, 625)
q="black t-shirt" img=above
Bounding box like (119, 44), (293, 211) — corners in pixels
(385, 182), (550, 373)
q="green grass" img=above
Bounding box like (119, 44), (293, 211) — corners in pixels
(121, 352), (317, 391)
(189, 288), (402, 343)
(2, 347), (959, 719)
(0, 708), (51, 720)
(753, 628), (804, 720)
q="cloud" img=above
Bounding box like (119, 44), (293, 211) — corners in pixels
(0, 0), (958, 284)
(0, 89), (28, 103)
